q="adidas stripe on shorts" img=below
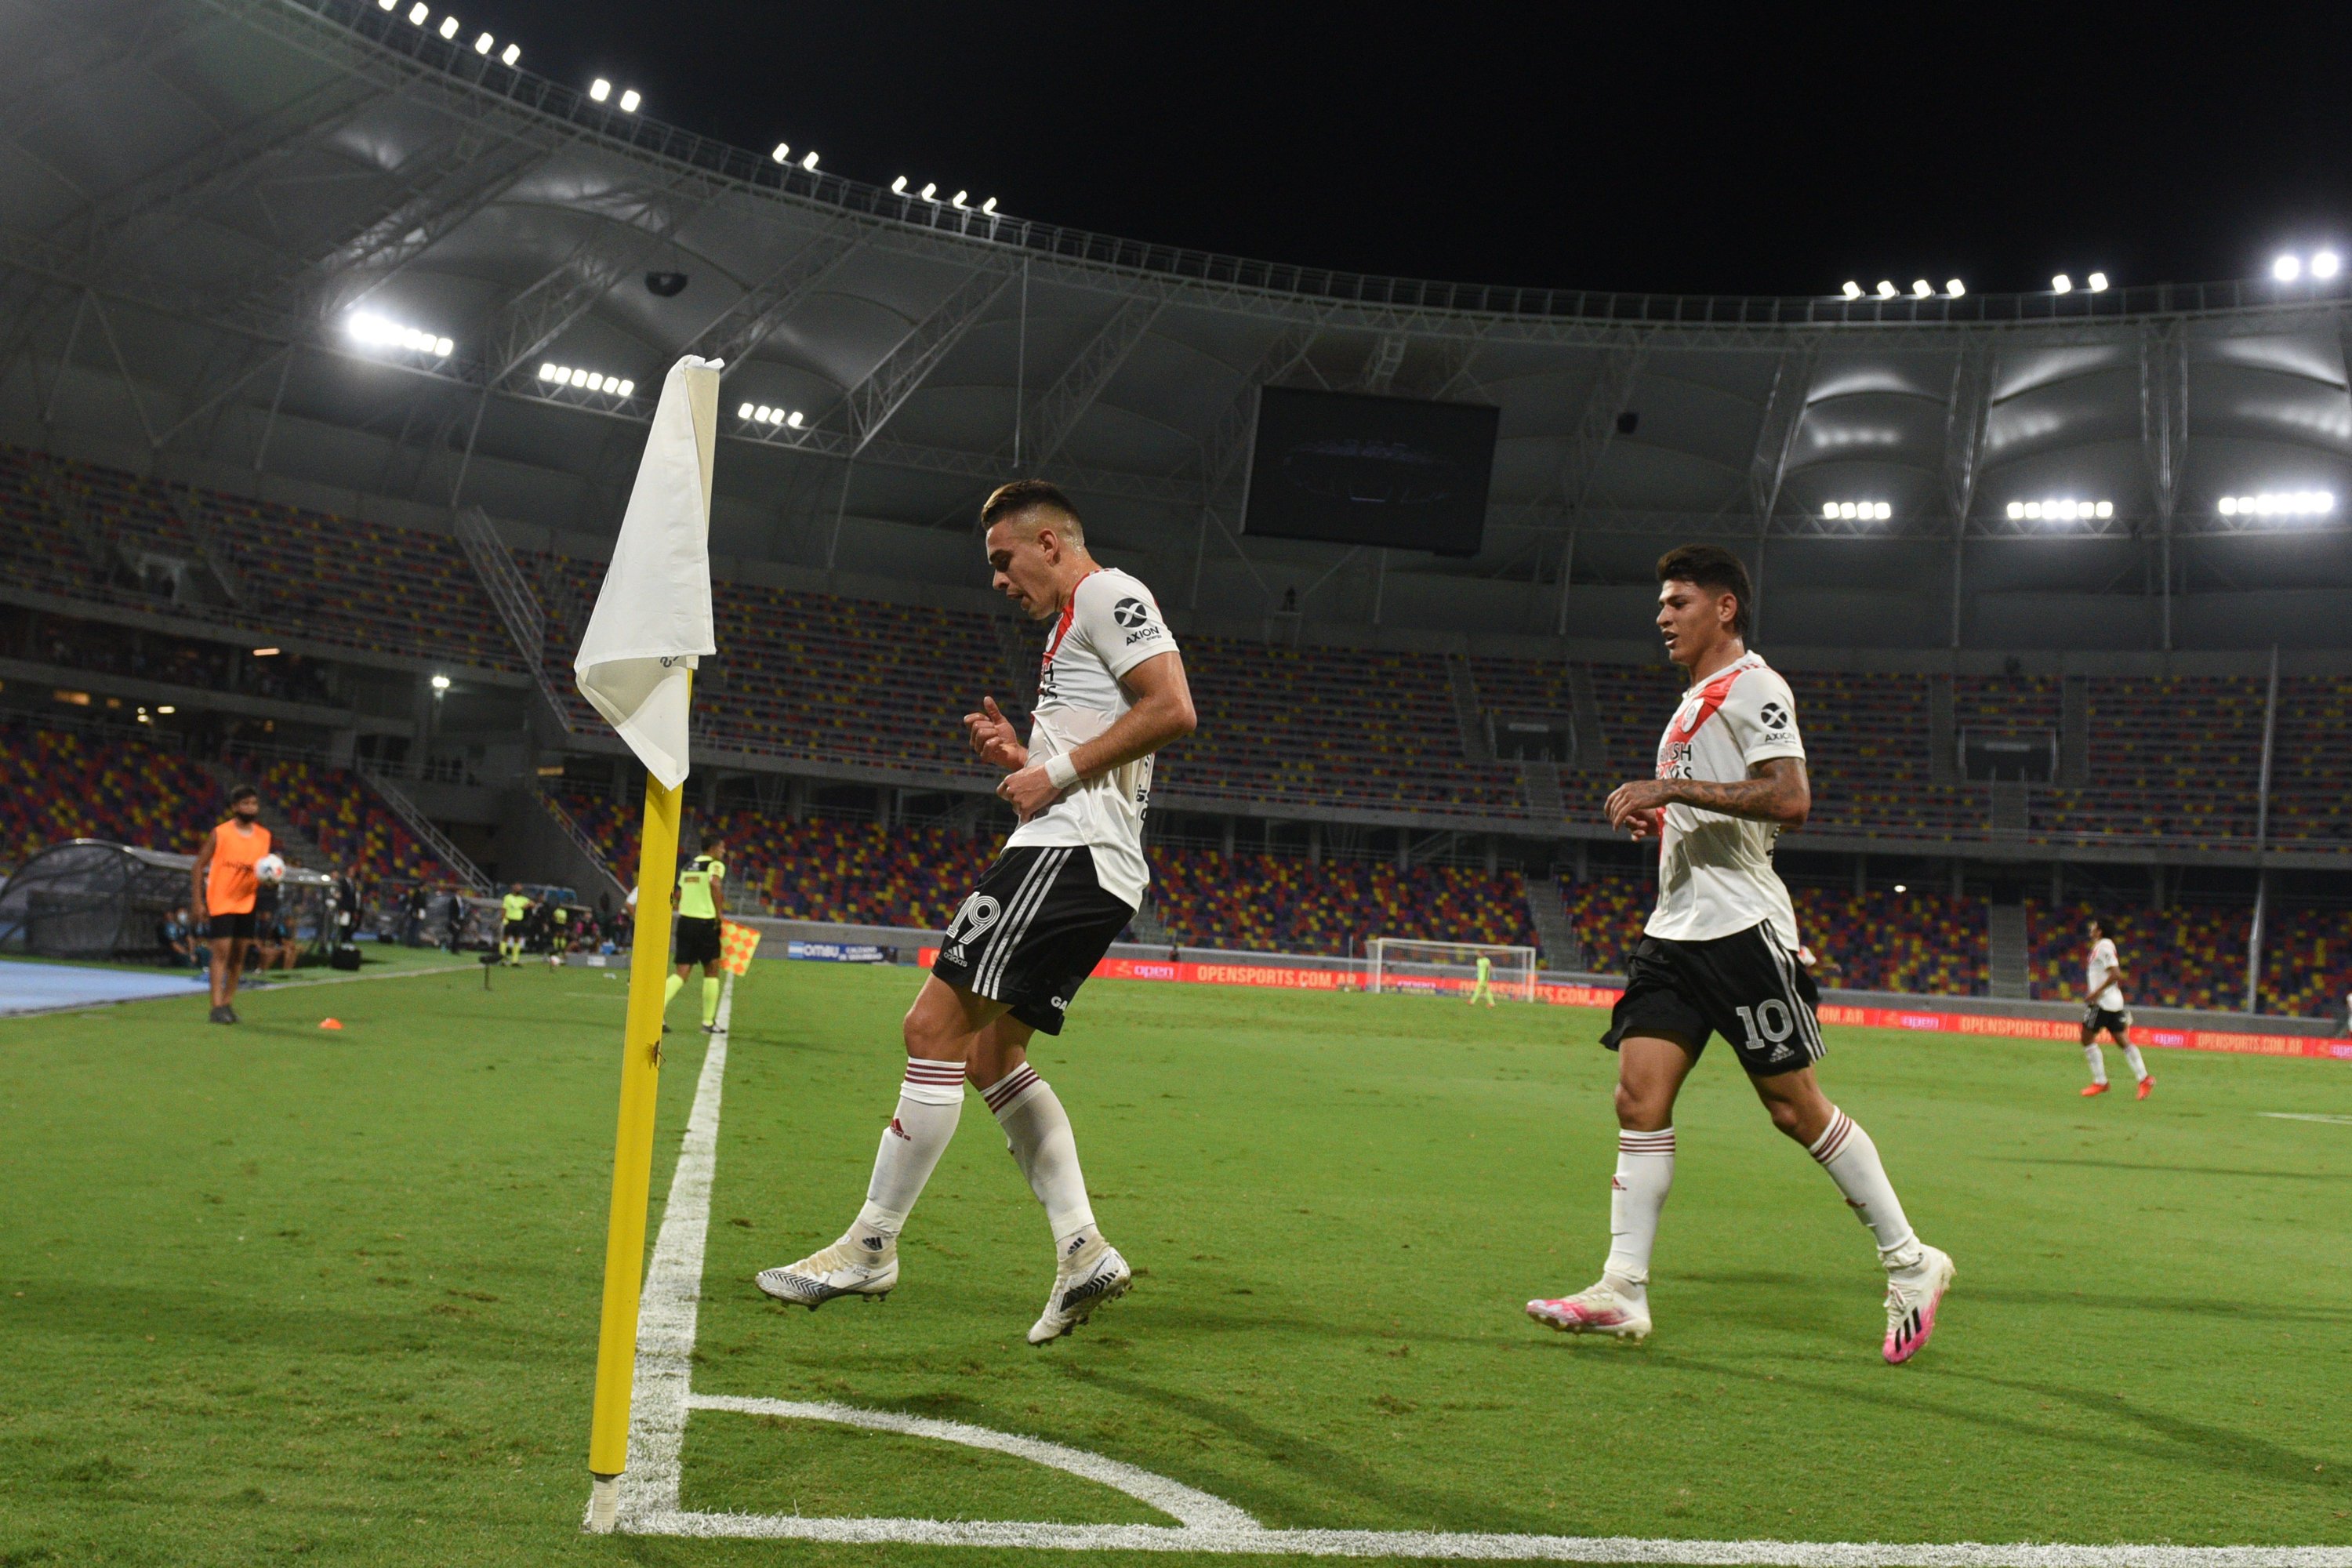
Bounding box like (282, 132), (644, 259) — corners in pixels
(931, 845), (1133, 1036)
(1601, 920), (1826, 1076)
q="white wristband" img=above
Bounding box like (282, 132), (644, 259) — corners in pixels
(1044, 752), (1081, 790)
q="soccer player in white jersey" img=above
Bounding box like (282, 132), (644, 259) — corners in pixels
(1526, 545), (1955, 1364)
(2078, 916), (2151, 1099)
(756, 480), (1196, 1343)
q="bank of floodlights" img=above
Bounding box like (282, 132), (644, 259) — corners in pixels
(1822, 502), (1893, 522)
(736, 403), (805, 430)
(587, 79), (637, 111)
(2005, 498), (2115, 522)
(347, 311), (452, 359)
(539, 363), (635, 399)
(2273, 250), (2341, 282)
(2052, 274), (2107, 293)
(1842, 278), (1962, 299)
(2218, 491), (2334, 518)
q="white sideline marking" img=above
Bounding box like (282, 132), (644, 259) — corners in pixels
(603, 980), (2352, 1564)
(2260, 1112), (2352, 1125)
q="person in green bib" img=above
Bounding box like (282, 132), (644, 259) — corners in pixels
(499, 884), (534, 967)
(1468, 952), (1497, 1007)
(666, 837), (727, 1031)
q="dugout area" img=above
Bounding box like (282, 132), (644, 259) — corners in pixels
(2, 960), (2348, 1565)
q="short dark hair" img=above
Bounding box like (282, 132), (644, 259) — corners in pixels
(2088, 913), (2107, 933)
(227, 784), (258, 805)
(982, 478), (1084, 542)
(1656, 544), (1753, 637)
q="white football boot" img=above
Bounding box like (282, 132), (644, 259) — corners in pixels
(1027, 1235), (1132, 1344)
(754, 1237), (898, 1310)
(1526, 1277), (1652, 1341)
(1881, 1243), (1955, 1364)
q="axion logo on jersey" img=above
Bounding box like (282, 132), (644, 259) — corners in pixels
(1759, 701), (1791, 732)
(1112, 597), (1152, 630)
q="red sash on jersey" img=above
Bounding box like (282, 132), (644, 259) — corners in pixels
(1656, 659), (1751, 777)
(1040, 568), (1101, 672)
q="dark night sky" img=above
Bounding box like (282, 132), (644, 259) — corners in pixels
(473, 2), (2352, 299)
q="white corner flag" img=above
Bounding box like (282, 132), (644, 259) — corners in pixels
(573, 355), (722, 789)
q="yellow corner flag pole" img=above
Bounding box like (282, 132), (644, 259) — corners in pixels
(584, 734), (685, 1525)
(571, 354), (721, 1534)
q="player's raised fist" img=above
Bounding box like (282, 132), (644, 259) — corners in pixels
(995, 760), (1065, 822)
(962, 695), (1025, 771)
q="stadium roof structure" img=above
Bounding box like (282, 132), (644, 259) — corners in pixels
(6, 0), (2352, 652)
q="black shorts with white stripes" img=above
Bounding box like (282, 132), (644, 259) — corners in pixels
(931, 845), (1132, 1036)
(1601, 921), (1824, 1077)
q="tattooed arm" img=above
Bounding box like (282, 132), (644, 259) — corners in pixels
(1605, 756), (1810, 838)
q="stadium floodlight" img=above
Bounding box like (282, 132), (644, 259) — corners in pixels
(2316, 251), (2343, 279)
(1826, 500), (1893, 521)
(1946, 279), (1965, 297)
(474, 31), (492, 52)
(920, 183), (938, 201)
(379, 0), (396, 9)
(437, 15), (458, 39)
(1893, 882), (1907, 893)
(434, 336), (452, 357)
(430, 673), (451, 691)
(801, 151), (819, 169)
(2274, 254), (2301, 281)
(891, 176), (908, 194)
(157, 705), (175, 714)
(2052, 274), (2072, 293)
(2087, 271), (2109, 292)
(1875, 280), (1896, 299)
(590, 78), (611, 102)
(539, 363), (560, 382)
(617, 379), (633, 397)
(1841, 281), (1862, 299)
(253, 647), (281, 657)
(737, 402), (754, 420)
(2010, 496), (2113, 521)
(2224, 490), (2336, 517)
(500, 42), (519, 64)
(406, 1), (427, 21)
(786, 410), (804, 427)
(753, 405), (773, 423)
(619, 89), (641, 112)
(980, 197), (996, 213)
(952, 191), (968, 208)
(1911, 279), (1932, 299)
(771, 143), (790, 163)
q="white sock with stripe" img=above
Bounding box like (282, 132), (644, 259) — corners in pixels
(848, 1057), (966, 1254)
(983, 1065), (1099, 1253)
(1602, 1127), (1674, 1293)
(2084, 1042), (2109, 1086)
(1807, 1107), (1919, 1265)
(2120, 1044), (2148, 1082)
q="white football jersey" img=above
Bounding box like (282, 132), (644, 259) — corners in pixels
(2086, 937), (2125, 1010)
(1644, 651), (1808, 947)
(1007, 567), (1178, 909)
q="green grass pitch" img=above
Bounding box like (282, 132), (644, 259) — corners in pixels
(4, 958), (2350, 1565)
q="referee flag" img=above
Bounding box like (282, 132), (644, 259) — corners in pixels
(719, 920), (762, 976)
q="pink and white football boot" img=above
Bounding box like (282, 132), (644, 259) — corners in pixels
(1526, 1278), (1651, 1341)
(1881, 1244), (1955, 1364)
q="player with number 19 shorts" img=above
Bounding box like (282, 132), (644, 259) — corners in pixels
(754, 481), (1196, 1345)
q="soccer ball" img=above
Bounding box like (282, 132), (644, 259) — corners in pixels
(255, 853), (287, 884)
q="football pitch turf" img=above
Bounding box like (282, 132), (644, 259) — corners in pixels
(3, 960), (2349, 1566)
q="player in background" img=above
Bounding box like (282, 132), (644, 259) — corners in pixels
(757, 480), (1196, 1344)
(666, 838), (728, 1033)
(499, 884), (532, 966)
(2079, 916), (2151, 1099)
(1468, 953), (1498, 1007)
(1526, 545), (1953, 1364)
(191, 784), (271, 1024)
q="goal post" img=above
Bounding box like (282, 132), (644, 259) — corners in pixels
(1364, 937), (1539, 1002)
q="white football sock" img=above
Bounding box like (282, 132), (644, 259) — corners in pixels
(2120, 1044), (2148, 1082)
(848, 1057), (966, 1253)
(1808, 1107), (1919, 1264)
(2083, 1042), (2108, 1085)
(982, 1064), (1098, 1249)
(1602, 1127), (1675, 1291)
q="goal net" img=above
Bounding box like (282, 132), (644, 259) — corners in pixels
(1363, 938), (1538, 1002)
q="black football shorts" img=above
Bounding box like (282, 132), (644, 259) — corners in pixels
(673, 915), (723, 967)
(1602, 920), (1825, 1076)
(2082, 1004), (2132, 1036)
(931, 845), (1131, 1036)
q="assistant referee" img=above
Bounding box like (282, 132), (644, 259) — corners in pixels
(663, 837), (727, 1033)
